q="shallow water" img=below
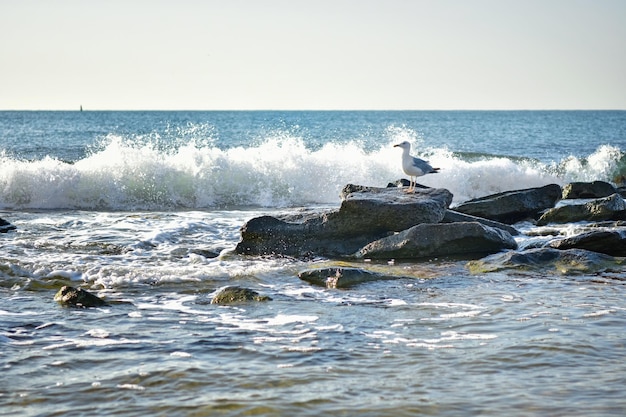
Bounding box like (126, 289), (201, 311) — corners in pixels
(2, 209), (626, 416)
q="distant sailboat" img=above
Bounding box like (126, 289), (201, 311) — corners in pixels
(80, 105), (83, 112)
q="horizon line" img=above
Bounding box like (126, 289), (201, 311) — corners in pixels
(1, 108), (625, 112)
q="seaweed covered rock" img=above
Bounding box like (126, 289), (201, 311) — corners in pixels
(467, 248), (624, 275)
(211, 286), (271, 304)
(537, 193), (626, 225)
(236, 185), (453, 258)
(54, 286), (108, 308)
(356, 222), (517, 260)
(453, 184), (562, 224)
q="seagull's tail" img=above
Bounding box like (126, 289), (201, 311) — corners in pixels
(430, 167), (440, 173)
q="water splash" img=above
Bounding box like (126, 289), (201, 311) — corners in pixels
(0, 132), (622, 209)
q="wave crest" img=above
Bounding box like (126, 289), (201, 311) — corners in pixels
(0, 135), (622, 210)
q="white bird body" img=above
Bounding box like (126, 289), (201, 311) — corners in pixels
(394, 141), (439, 192)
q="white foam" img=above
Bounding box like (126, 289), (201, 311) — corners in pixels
(0, 133), (622, 209)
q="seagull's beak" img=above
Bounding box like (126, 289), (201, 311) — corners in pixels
(393, 143), (400, 148)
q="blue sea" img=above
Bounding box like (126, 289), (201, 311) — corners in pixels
(1, 111), (626, 416)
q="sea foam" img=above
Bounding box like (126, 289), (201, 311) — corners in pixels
(0, 133), (622, 210)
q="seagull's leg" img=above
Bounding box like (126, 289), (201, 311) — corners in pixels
(406, 176), (415, 193)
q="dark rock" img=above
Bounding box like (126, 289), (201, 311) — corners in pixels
(537, 193), (626, 225)
(0, 217), (16, 233)
(356, 222), (517, 260)
(562, 181), (617, 199)
(211, 286), (271, 304)
(236, 185), (453, 257)
(443, 209), (519, 236)
(453, 184), (562, 224)
(548, 230), (626, 256)
(467, 247), (623, 275)
(386, 179), (428, 189)
(54, 286), (108, 308)
(298, 267), (397, 288)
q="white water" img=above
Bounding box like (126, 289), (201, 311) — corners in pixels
(1, 132), (622, 209)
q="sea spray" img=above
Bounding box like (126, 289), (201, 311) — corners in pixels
(0, 134), (623, 210)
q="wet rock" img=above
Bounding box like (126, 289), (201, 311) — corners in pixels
(467, 247), (623, 275)
(548, 230), (626, 256)
(562, 181), (616, 199)
(236, 185), (453, 258)
(443, 209), (519, 236)
(54, 286), (108, 308)
(386, 179), (429, 189)
(210, 286), (271, 304)
(298, 267), (396, 288)
(356, 222), (517, 260)
(453, 184), (562, 224)
(537, 193), (626, 226)
(0, 217), (16, 233)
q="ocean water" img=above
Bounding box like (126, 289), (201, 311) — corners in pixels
(1, 111), (626, 416)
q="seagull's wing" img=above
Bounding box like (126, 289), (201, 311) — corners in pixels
(411, 156), (439, 173)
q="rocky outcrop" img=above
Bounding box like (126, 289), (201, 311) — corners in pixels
(467, 248), (623, 275)
(548, 230), (626, 256)
(562, 181), (617, 199)
(54, 286), (108, 308)
(356, 222), (517, 260)
(0, 217), (16, 233)
(211, 286), (271, 304)
(537, 193), (626, 225)
(235, 185), (453, 258)
(453, 184), (562, 224)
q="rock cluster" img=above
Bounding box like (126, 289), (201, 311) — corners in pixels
(235, 180), (626, 287)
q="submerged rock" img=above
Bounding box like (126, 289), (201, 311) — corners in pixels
(211, 286), (271, 304)
(453, 184), (562, 224)
(467, 247), (624, 275)
(54, 286), (108, 308)
(236, 185), (453, 258)
(562, 181), (617, 199)
(356, 222), (517, 260)
(537, 193), (626, 225)
(548, 230), (626, 256)
(298, 267), (397, 288)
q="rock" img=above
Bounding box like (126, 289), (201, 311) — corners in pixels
(235, 185), (453, 257)
(356, 222), (517, 260)
(443, 209), (519, 236)
(453, 184), (562, 224)
(211, 286), (271, 304)
(0, 217), (16, 233)
(54, 286), (108, 308)
(537, 193), (626, 225)
(467, 247), (623, 275)
(386, 179), (428, 189)
(548, 230), (626, 256)
(298, 267), (396, 288)
(562, 181), (616, 199)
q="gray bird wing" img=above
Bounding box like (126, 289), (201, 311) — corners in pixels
(412, 156), (434, 172)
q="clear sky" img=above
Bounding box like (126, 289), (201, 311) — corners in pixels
(2, 0), (625, 110)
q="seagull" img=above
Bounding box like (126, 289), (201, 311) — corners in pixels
(393, 141), (439, 192)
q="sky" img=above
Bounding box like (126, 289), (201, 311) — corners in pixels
(2, 0), (625, 110)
